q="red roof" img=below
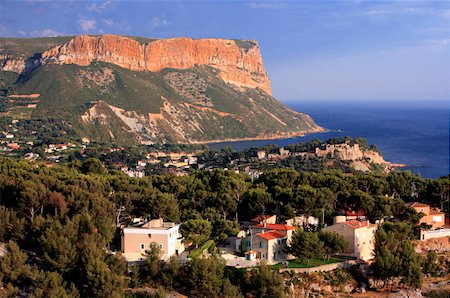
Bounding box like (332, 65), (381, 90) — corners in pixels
(345, 209), (366, 217)
(407, 202), (429, 208)
(342, 219), (377, 229)
(257, 230), (286, 241)
(254, 223), (296, 231)
(245, 250), (257, 254)
(430, 209), (445, 215)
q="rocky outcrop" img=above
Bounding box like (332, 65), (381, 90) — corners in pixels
(1, 53), (41, 74)
(80, 99), (321, 144)
(41, 35), (272, 94)
(315, 142), (405, 172)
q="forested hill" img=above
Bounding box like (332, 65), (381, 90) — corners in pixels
(0, 157), (448, 296)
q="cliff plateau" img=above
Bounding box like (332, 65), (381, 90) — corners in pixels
(0, 35), (322, 144)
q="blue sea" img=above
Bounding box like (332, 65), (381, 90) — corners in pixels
(209, 100), (449, 179)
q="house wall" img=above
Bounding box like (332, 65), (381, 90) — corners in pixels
(121, 225), (183, 260)
(244, 235), (288, 264)
(252, 236), (269, 261)
(420, 213), (445, 229)
(323, 224), (355, 255)
(420, 229), (450, 240)
(413, 206), (430, 216)
(354, 226), (377, 261)
(269, 237), (288, 262)
(324, 223), (376, 261)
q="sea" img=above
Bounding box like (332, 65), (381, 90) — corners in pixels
(209, 100), (449, 179)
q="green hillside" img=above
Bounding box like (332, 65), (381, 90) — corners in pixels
(0, 36), (322, 145)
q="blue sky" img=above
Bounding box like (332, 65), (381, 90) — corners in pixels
(0, 0), (449, 101)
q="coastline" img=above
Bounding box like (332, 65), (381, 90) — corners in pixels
(190, 126), (326, 145)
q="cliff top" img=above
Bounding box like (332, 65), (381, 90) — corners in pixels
(0, 34), (259, 58)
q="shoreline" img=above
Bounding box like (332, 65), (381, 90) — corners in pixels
(190, 127), (327, 145)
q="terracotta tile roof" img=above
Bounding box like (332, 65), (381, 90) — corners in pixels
(407, 202), (430, 208)
(254, 223), (296, 231)
(430, 209), (445, 215)
(342, 219), (377, 229)
(345, 209), (366, 216)
(257, 230), (286, 241)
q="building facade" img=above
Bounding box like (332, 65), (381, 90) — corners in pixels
(121, 218), (185, 261)
(408, 202), (445, 230)
(323, 219), (377, 261)
(236, 223), (295, 264)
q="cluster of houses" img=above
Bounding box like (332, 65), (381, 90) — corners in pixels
(255, 147), (315, 161)
(118, 152), (200, 178)
(0, 132), (21, 152)
(119, 202), (448, 267)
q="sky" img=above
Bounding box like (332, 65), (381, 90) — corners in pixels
(0, 0), (449, 101)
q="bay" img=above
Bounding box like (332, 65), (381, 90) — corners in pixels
(209, 100), (449, 178)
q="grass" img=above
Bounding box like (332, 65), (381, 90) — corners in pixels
(189, 240), (215, 259)
(233, 39), (256, 52)
(271, 257), (345, 269)
(0, 37), (72, 58)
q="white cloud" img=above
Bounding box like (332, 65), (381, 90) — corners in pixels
(103, 18), (114, 26)
(86, 1), (110, 13)
(151, 16), (169, 28)
(78, 19), (97, 32)
(247, 2), (282, 10)
(364, 8), (390, 16)
(425, 38), (450, 46)
(18, 28), (60, 37)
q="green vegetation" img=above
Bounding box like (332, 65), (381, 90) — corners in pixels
(374, 222), (422, 288)
(233, 39), (256, 52)
(127, 36), (159, 44)
(0, 156), (448, 296)
(286, 229), (346, 265)
(1, 36), (320, 144)
(189, 240), (215, 259)
(0, 36), (72, 58)
(272, 257), (345, 269)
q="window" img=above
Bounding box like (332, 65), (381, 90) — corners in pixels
(148, 234), (152, 238)
(433, 216), (442, 222)
(259, 242), (264, 248)
(277, 240), (281, 245)
(246, 240), (251, 247)
(140, 243), (145, 250)
(273, 253), (276, 259)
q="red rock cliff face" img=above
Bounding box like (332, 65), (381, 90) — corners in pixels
(42, 34), (272, 94)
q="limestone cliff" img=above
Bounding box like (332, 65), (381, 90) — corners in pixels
(0, 35), (323, 145)
(41, 35), (271, 94)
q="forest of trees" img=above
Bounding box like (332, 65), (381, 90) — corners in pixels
(0, 157), (448, 296)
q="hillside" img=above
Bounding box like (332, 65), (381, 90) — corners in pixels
(0, 35), (322, 145)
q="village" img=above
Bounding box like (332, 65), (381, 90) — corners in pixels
(119, 201), (450, 272)
(0, 124), (402, 180)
